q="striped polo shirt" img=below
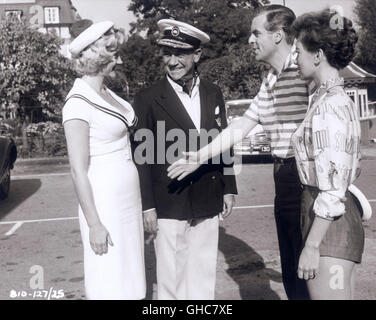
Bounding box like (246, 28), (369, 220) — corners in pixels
(244, 45), (313, 158)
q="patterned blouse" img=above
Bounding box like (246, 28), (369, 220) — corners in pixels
(292, 78), (362, 219)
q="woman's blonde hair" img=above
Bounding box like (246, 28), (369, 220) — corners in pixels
(73, 28), (125, 76)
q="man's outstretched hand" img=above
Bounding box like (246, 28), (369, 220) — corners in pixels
(167, 151), (201, 180)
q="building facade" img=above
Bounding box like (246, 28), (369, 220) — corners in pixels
(340, 62), (376, 143)
(0, 0), (79, 57)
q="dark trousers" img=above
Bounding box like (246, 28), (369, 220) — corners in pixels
(273, 159), (309, 300)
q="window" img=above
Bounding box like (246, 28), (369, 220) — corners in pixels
(44, 7), (59, 24)
(369, 101), (376, 118)
(5, 10), (22, 21)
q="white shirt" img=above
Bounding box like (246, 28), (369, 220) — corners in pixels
(167, 75), (201, 130)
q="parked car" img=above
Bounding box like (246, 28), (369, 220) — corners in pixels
(0, 123), (17, 199)
(225, 99), (271, 156)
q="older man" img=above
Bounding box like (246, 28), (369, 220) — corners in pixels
(132, 19), (238, 300)
(168, 5), (313, 300)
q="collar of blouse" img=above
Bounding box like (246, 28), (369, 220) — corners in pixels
(311, 77), (345, 105)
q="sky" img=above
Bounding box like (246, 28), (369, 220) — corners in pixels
(71, 0), (135, 33)
(270, 0), (357, 22)
(71, 0), (358, 35)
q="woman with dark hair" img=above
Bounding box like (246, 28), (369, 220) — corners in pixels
(63, 21), (145, 299)
(291, 9), (364, 299)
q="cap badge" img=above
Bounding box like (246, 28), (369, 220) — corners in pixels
(171, 26), (180, 37)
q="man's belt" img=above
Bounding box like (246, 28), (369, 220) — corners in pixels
(273, 156), (295, 165)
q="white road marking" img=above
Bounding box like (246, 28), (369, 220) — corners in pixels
(1, 216), (78, 226)
(234, 204), (274, 209)
(2, 217), (78, 236)
(4, 222), (24, 236)
(233, 199), (376, 209)
(12, 173), (70, 180)
(1, 199), (375, 235)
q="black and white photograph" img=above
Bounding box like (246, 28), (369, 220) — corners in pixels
(0, 0), (375, 307)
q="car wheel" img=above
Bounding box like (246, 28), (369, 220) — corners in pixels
(0, 164), (10, 200)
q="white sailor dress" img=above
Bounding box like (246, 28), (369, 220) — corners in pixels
(62, 78), (146, 300)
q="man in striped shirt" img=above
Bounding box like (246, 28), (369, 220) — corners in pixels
(244, 5), (312, 299)
(168, 4), (313, 299)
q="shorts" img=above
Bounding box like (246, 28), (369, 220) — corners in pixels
(300, 185), (365, 263)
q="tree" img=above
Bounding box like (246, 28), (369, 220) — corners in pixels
(200, 43), (269, 99)
(0, 18), (76, 123)
(112, 34), (164, 100)
(354, 0), (376, 74)
(128, 0), (269, 36)
(123, 0), (270, 101)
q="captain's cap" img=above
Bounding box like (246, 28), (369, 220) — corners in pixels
(157, 19), (210, 50)
(69, 21), (114, 57)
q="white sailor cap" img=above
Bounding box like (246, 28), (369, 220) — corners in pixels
(69, 21), (114, 57)
(157, 19), (210, 50)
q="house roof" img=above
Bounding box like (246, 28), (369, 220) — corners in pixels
(340, 62), (376, 84)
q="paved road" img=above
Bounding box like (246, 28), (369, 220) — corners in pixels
(0, 157), (375, 300)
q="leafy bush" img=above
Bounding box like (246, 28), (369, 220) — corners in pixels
(17, 122), (67, 158)
(0, 18), (76, 123)
(354, 0), (376, 74)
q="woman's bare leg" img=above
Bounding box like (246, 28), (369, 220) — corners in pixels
(306, 256), (356, 300)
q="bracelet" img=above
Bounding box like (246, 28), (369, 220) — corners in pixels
(314, 214), (334, 222)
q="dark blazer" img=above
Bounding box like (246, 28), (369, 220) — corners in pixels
(131, 76), (237, 220)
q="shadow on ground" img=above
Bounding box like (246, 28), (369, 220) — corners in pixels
(218, 226), (282, 300)
(0, 179), (42, 220)
(143, 227), (283, 300)
(144, 236), (157, 300)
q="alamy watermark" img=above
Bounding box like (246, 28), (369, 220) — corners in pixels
(329, 264), (344, 290)
(132, 122), (245, 175)
(9, 265), (64, 299)
(329, 5), (345, 31)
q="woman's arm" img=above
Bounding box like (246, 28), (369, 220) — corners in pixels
(64, 119), (113, 255)
(298, 216), (332, 280)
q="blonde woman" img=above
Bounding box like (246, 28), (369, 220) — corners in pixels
(63, 21), (145, 300)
